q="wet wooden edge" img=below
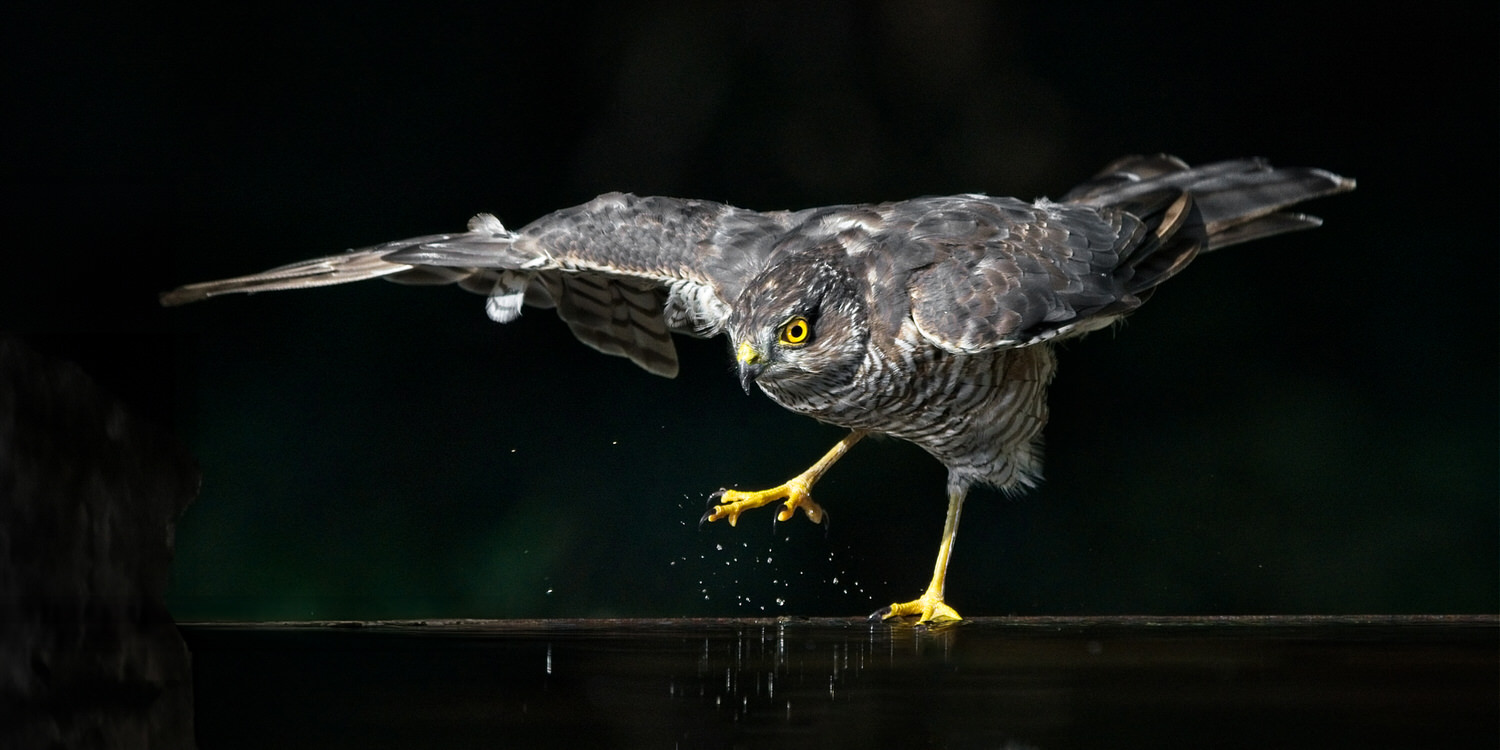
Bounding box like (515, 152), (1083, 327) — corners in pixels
(179, 613), (1499, 633)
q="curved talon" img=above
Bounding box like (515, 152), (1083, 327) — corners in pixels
(699, 490), (727, 529)
(774, 507), (830, 535)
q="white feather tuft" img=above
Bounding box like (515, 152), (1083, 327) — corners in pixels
(483, 270), (529, 323)
(468, 213), (509, 235)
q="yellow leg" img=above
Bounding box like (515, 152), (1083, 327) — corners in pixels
(875, 486), (966, 623)
(701, 431), (866, 528)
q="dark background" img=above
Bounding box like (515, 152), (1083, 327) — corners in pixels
(5, 1), (1494, 621)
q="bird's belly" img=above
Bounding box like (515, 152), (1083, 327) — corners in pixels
(763, 345), (1057, 491)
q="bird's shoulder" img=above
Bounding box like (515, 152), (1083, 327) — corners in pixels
(809, 194), (1139, 354)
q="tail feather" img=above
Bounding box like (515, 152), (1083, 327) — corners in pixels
(1117, 191), (1203, 297)
(1066, 155), (1355, 251)
(1207, 211), (1324, 249)
(1189, 167), (1352, 249)
(1060, 154), (1193, 201)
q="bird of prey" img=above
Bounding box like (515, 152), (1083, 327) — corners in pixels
(162, 155), (1354, 623)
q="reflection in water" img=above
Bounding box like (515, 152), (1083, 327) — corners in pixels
(185, 617), (1496, 749)
(678, 621), (957, 727)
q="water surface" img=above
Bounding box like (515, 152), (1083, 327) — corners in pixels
(184, 615), (1496, 748)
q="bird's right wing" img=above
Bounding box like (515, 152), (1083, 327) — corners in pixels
(161, 193), (800, 377)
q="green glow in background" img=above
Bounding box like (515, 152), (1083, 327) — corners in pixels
(6, 1), (1495, 621)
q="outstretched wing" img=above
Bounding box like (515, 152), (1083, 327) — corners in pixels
(905, 157), (1353, 353)
(162, 157), (1352, 370)
(162, 193), (799, 377)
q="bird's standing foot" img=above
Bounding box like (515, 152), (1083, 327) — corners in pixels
(700, 479), (828, 528)
(871, 486), (967, 624)
(871, 588), (962, 624)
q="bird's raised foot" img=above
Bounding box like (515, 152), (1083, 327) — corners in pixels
(870, 591), (962, 625)
(699, 480), (828, 529)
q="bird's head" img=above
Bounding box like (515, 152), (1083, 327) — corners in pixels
(727, 251), (869, 399)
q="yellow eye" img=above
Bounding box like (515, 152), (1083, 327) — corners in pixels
(778, 316), (810, 346)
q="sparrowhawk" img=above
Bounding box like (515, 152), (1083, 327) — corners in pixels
(162, 155), (1354, 622)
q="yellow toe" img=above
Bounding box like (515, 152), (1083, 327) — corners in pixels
(701, 480), (827, 528)
(877, 591), (962, 624)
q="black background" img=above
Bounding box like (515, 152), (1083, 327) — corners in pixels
(5, 0), (1495, 620)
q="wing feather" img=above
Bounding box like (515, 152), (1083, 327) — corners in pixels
(382, 195), (793, 375)
(905, 158), (1351, 354)
(162, 196), (793, 376)
(906, 197), (1143, 353)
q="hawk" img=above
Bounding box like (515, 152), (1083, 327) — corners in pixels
(162, 155), (1354, 623)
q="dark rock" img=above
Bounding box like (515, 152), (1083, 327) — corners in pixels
(0, 337), (198, 749)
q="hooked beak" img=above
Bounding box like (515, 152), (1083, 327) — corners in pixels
(736, 341), (765, 393)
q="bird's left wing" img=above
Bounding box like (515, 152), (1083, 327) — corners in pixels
(903, 157), (1351, 354)
(162, 193), (798, 377)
